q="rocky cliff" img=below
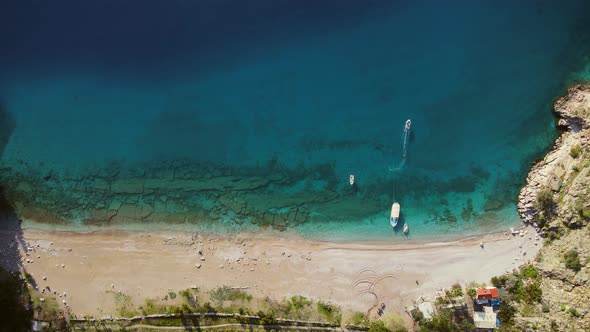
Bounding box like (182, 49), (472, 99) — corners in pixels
(516, 84), (590, 331)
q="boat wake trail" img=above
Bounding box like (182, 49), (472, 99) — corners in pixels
(389, 119), (411, 173)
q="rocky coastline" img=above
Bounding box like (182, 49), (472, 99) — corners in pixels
(517, 84), (590, 229)
(515, 84), (590, 330)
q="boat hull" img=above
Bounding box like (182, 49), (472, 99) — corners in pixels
(390, 202), (400, 228)
(390, 218), (398, 228)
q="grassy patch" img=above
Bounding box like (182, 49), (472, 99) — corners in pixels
(209, 286), (252, 307)
(113, 291), (138, 318)
(102, 288), (346, 328)
(348, 311), (368, 326)
(289, 295), (312, 310)
(368, 319), (388, 332)
(316, 301), (341, 325)
(520, 303), (540, 317)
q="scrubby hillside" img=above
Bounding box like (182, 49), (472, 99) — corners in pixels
(513, 84), (590, 331)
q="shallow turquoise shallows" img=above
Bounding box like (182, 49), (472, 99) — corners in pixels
(1, 0), (589, 240)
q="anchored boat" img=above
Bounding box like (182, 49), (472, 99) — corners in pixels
(390, 202), (400, 228)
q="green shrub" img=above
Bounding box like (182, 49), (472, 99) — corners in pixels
(209, 286), (252, 306)
(570, 145), (581, 158)
(536, 188), (554, 212)
(542, 303), (550, 313)
(496, 302), (515, 327)
(515, 281), (542, 304)
(505, 275), (522, 295)
(317, 301), (341, 323)
(114, 292), (137, 317)
(491, 275), (508, 288)
(467, 288), (477, 298)
(435, 296), (450, 306)
(546, 228), (563, 242)
(568, 307), (580, 317)
(256, 310), (275, 325)
(535, 211), (550, 229)
(368, 319), (388, 332)
(411, 310), (424, 322)
(178, 289), (199, 309)
(564, 249), (582, 271)
(349, 311), (368, 326)
(445, 285), (463, 298)
(289, 295), (312, 310)
(199, 302), (214, 313)
(560, 304), (566, 311)
(520, 263), (540, 280)
(168, 291), (176, 300)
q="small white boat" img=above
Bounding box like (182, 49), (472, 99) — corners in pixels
(403, 223), (409, 235)
(405, 119), (411, 130)
(390, 202), (400, 228)
(349, 174), (355, 186)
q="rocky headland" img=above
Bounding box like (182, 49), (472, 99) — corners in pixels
(515, 84), (590, 331)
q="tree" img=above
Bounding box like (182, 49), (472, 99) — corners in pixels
(496, 302), (515, 327)
(0, 268), (33, 332)
(535, 188), (554, 213)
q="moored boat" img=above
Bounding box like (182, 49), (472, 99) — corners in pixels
(403, 223), (409, 235)
(390, 202), (400, 228)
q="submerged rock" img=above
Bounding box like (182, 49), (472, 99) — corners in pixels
(483, 199), (503, 211)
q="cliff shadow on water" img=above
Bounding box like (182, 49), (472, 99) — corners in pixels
(0, 98), (21, 272)
(0, 98), (32, 331)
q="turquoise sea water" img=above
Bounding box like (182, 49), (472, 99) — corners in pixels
(0, 0), (589, 240)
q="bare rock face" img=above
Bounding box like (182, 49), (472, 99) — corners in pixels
(517, 85), (590, 226)
(515, 84), (590, 331)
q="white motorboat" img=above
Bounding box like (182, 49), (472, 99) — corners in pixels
(390, 202), (400, 228)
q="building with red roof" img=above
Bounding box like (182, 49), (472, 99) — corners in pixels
(476, 287), (499, 300)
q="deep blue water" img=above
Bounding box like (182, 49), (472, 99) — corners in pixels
(0, 0), (589, 240)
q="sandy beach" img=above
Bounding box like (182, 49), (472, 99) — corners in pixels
(10, 222), (540, 320)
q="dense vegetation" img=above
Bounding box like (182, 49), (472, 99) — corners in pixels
(100, 286), (345, 329)
(0, 267), (32, 332)
(415, 311), (474, 332)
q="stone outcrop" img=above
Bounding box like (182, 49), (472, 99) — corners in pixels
(515, 84), (590, 331)
(517, 84), (590, 227)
